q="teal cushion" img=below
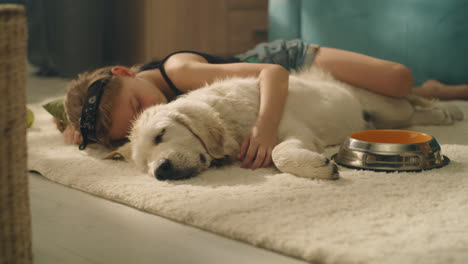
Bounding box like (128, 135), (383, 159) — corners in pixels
(269, 0), (468, 85)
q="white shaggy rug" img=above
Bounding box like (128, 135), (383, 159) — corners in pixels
(28, 99), (468, 264)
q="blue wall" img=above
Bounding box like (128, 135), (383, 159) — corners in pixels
(269, 0), (468, 85)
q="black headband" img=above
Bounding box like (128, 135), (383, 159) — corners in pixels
(78, 78), (109, 150)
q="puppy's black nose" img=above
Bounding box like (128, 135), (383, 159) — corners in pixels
(155, 159), (173, 180)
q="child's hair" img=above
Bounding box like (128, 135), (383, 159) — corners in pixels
(64, 66), (119, 148)
(65, 64), (141, 149)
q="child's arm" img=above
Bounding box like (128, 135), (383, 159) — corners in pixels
(237, 64), (288, 169)
(164, 54), (289, 169)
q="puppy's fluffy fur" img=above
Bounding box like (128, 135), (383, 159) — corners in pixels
(108, 68), (463, 180)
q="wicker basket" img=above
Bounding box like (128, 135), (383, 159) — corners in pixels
(0, 4), (33, 264)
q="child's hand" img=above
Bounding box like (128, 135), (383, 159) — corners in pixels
(63, 125), (83, 145)
(237, 122), (278, 170)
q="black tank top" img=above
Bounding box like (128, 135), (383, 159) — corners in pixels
(139, 51), (241, 96)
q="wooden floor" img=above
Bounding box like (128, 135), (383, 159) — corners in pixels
(27, 69), (306, 264)
(29, 174), (306, 264)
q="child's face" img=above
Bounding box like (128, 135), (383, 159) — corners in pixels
(109, 76), (167, 140)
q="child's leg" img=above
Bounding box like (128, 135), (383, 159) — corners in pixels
(312, 47), (413, 97)
(413, 80), (468, 100)
(312, 46), (468, 100)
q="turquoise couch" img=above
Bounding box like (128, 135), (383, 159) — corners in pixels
(268, 0), (468, 85)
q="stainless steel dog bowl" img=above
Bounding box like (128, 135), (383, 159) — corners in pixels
(332, 130), (450, 172)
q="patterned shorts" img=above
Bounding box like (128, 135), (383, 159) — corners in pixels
(235, 39), (320, 72)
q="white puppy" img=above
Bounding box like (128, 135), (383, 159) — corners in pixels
(108, 68), (463, 180)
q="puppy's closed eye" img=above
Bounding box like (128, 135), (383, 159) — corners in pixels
(154, 129), (165, 144)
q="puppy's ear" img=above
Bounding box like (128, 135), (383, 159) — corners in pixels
(103, 143), (132, 161)
(170, 102), (225, 159)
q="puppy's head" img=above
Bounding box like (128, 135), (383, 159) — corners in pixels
(109, 101), (227, 180)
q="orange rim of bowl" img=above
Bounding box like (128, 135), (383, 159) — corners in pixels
(350, 130), (433, 144)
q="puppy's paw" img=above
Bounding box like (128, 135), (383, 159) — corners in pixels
(314, 159), (340, 180)
(411, 103), (464, 126)
(274, 154), (339, 180)
(330, 163), (340, 180)
(442, 104), (464, 122)
(434, 103), (464, 124)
